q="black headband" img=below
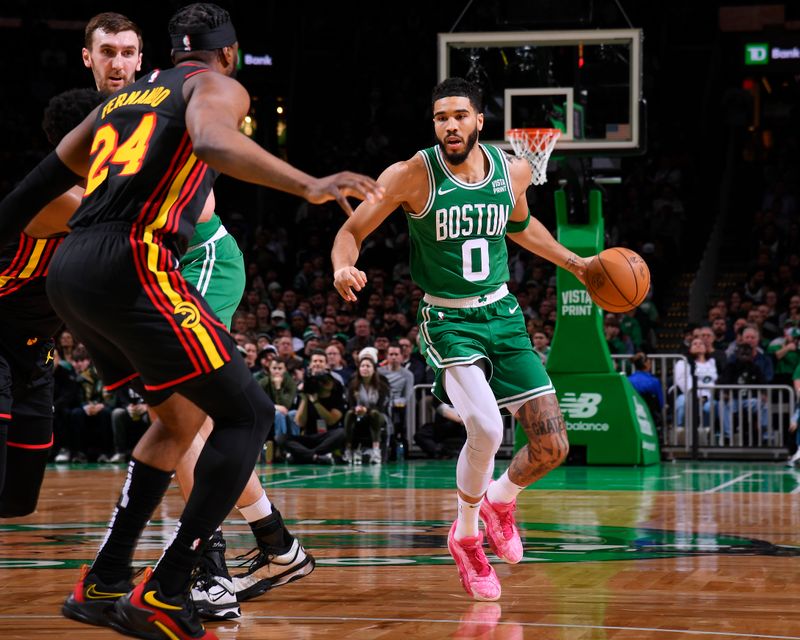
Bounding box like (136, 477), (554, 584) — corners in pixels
(170, 21), (237, 52)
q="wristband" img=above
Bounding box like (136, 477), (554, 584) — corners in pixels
(506, 211), (531, 234)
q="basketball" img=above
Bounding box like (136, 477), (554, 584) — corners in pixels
(585, 247), (651, 313)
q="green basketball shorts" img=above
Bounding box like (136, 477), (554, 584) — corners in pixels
(418, 284), (555, 411)
(179, 226), (245, 330)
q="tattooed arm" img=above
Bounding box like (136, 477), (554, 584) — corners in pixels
(507, 394), (570, 487)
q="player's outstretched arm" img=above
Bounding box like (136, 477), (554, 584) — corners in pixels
(185, 72), (383, 216)
(332, 159), (421, 301)
(0, 108), (96, 245)
(504, 156), (591, 285)
(24, 186), (84, 237)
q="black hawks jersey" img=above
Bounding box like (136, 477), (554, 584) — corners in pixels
(0, 232), (62, 380)
(0, 232), (63, 335)
(69, 63), (219, 257)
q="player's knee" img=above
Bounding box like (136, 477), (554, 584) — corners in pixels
(247, 382), (274, 443)
(465, 414), (504, 454)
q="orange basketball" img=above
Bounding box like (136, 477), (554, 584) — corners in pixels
(585, 247), (651, 313)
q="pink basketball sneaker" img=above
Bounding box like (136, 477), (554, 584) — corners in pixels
(479, 492), (523, 564)
(447, 521), (501, 601)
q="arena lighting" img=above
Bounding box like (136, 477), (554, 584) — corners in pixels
(241, 114), (257, 137)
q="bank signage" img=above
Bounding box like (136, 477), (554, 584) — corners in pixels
(744, 41), (800, 67)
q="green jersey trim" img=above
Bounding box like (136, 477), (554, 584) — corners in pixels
(434, 144), (494, 191)
(497, 383), (556, 409)
(413, 150), (436, 219)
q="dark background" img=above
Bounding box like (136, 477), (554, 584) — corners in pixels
(0, 1), (797, 278)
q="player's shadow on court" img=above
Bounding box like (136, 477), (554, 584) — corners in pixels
(453, 602), (523, 639)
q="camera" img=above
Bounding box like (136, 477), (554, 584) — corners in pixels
(304, 372), (332, 395)
(736, 343), (753, 359)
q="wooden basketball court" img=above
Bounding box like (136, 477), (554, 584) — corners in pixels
(1, 460), (799, 639)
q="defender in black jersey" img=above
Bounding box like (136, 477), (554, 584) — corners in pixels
(0, 88), (102, 517)
(0, 4), (383, 638)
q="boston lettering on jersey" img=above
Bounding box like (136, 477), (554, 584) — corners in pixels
(434, 202), (511, 241)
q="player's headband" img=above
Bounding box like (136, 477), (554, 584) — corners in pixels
(170, 21), (237, 52)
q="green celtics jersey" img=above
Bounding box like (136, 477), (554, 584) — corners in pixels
(408, 144), (515, 298)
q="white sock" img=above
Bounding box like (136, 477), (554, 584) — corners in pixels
(487, 471), (524, 505)
(237, 491), (272, 522)
(454, 495), (482, 539)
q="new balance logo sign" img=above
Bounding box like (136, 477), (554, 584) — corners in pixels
(560, 392), (602, 418)
(437, 185), (457, 196)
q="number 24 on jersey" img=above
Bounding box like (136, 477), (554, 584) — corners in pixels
(84, 113), (157, 197)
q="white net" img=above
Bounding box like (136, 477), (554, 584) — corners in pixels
(506, 128), (561, 186)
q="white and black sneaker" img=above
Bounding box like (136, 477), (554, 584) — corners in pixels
(233, 509), (315, 601)
(191, 530), (241, 620)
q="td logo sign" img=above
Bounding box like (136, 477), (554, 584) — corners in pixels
(745, 43), (769, 65)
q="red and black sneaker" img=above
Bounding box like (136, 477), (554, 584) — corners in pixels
(107, 567), (218, 640)
(62, 564), (132, 627)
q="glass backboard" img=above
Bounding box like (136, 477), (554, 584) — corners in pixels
(438, 29), (643, 153)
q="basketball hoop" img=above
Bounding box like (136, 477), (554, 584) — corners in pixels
(506, 128), (561, 186)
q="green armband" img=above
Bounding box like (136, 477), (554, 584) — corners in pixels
(506, 211), (531, 234)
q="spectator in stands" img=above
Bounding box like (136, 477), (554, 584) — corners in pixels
(343, 354), (391, 464)
(259, 357), (298, 460)
(280, 368), (346, 464)
(325, 342), (352, 386)
(52, 351), (79, 463)
(414, 398), (466, 459)
(731, 324), (774, 382)
(720, 342), (770, 442)
(65, 346), (113, 463)
(604, 314), (634, 355)
(711, 316), (731, 350)
(778, 295), (800, 328)
(110, 384), (149, 463)
(698, 325), (727, 373)
(680, 322), (699, 354)
(673, 337), (719, 431)
(255, 302), (271, 332)
(320, 315), (338, 342)
(628, 352), (664, 410)
(275, 334), (304, 369)
(243, 341), (260, 373)
(532, 330), (550, 365)
(346, 317), (373, 354)
(768, 320), (800, 386)
(399, 335), (429, 384)
(269, 307), (288, 331)
(57, 329), (76, 362)
(308, 348), (344, 386)
(335, 307), (354, 334)
(302, 330), (322, 363)
(619, 309), (643, 352)
(379, 342), (415, 435)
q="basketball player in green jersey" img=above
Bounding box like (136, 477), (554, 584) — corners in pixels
(82, 12), (312, 620)
(333, 77), (591, 601)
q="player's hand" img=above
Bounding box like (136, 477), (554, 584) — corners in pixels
(306, 172), (385, 216)
(334, 266), (367, 302)
(568, 254), (592, 286)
